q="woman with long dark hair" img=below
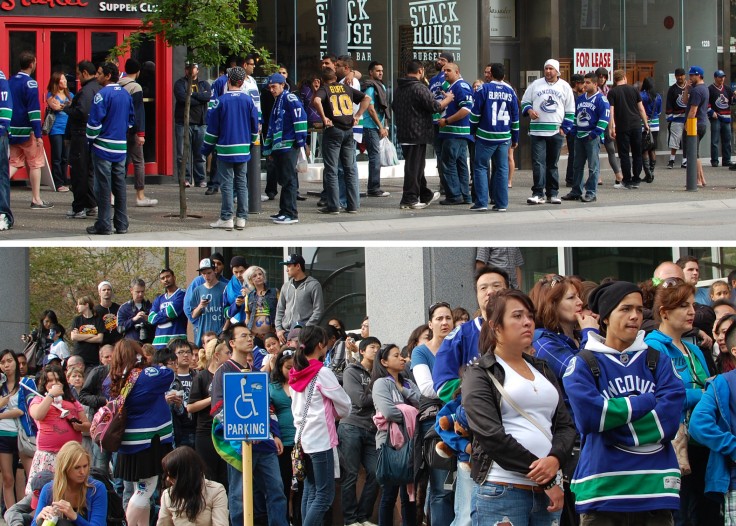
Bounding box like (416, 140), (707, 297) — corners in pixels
(109, 339), (173, 526)
(187, 339), (230, 488)
(45, 71), (73, 192)
(0, 349), (25, 508)
(644, 278), (719, 525)
(462, 289), (575, 526)
(289, 326), (351, 526)
(640, 76), (662, 183)
(372, 343), (421, 526)
(21, 310), (59, 363)
(715, 313), (736, 373)
(157, 445), (228, 526)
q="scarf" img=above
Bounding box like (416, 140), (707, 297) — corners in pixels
(264, 88), (287, 155)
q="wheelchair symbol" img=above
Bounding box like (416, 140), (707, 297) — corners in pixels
(234, 377), (259, 419)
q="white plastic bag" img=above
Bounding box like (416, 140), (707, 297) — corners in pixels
(379, 137), (399, 167)
(296, 147), (308, 174)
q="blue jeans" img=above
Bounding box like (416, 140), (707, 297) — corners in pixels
(302, 449), (335, 526)
(48, 133), (69, 188)
(0, 133), (13, 227)
(175, 123), (207, 185)
(322, 127), (359, 211)
(338, 423), (379, 524)
(379, 483), (415, 526)
(363, 128), (382, 193)
(474, 140), (509, 208)
(275, 147), (299, 219)
(471, 481), (561, 526)
(530, 133), (564, 198)
(451, 466), (473, 526)
(565, 132), (576, 184)
(441, 138), (470, 202)
(91, 151), (128, 232)
(227, 451), (289, 526)
(419, 418), (454, 526)
(711, 118), (732, 164)
(571, 136), (601, 197)
(218, 160), (248, 221)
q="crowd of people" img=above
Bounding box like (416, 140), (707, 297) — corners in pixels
(1, 50), (731, 232)
(0, 250), (734, 526)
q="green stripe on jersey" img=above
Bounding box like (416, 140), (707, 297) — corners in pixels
(530, 122), (561, 132)
(216, 143), (251, 156)
(440, 125), (470, 136)
(630, 411), (664, 445)
(571, 469), (681, 505)
(95, 138), (127, 152)
(28, 110), (41, 121)
(476, 129), (511, 141)
(601, 397), (631, 431)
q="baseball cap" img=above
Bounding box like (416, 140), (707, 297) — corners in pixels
(197, 258), (215, 272)
(279, 253), (306, 267)
(688, 66), (704, 77)
(230, 255), (248, 269)
(42, 354), (61, 367)
(674, 68), (686, 76)
(267, 73), (286, 85)
(31, 470), (54, 509)
(438, 52), (454, 62)
(715, 69), (726, 78)
(287, 325), (303, 341)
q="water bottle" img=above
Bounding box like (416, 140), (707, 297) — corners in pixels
(41, 514), (59, 526)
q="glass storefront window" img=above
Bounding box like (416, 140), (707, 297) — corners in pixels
(519, 247), (558, 291)
(571, 247), (672, 284)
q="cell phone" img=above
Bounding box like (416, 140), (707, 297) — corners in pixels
(68, 417), (82, 425)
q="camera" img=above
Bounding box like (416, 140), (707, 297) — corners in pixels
(134, 323), (149, 342)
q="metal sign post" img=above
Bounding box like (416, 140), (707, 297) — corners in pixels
(685, 116), (698, 192)
(223, 372), (270, 526)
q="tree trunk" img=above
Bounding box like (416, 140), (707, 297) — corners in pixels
(178, 76), (193, 220)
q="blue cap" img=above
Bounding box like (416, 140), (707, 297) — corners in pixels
(715, 69), (726, 78)
(688, 66), (704, 77)
(267, 73), (286, 85)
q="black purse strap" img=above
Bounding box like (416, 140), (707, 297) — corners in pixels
(294, 376), (318, 445)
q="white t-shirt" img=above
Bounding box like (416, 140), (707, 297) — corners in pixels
(485, 356), (558, 485)
(0, 391), (19, 435)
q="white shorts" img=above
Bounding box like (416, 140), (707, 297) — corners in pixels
(668, 122), (684, 150)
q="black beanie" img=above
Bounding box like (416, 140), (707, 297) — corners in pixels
(125, 58), (141, 75)
(210, 252), (225, 264)
(589, 281), (642, 323)
(230, 255), (248, 269)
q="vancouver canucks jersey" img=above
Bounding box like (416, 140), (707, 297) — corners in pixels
(470, 81), (520, 144)
(8, 72), (41, 144)
(437, 79), (473, 140)
(203, 90), (259, 163)
(574, 91), (610, 140)
(86, 84), (135, 163)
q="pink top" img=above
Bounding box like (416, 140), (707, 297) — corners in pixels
(30, 396), (84, 452)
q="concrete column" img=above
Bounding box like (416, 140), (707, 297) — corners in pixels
(0, 248), (30, 351)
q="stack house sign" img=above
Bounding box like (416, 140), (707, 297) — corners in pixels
(316, 0), (373, 61)
(409, 0), (462, 62)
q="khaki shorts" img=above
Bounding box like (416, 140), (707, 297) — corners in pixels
(9, 135), (45, 170)
(668, 121), (684, 150)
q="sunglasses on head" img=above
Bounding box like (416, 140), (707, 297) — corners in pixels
(428, 301), (451, 317)
(540, 274), (565, 288)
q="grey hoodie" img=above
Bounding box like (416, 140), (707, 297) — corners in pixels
(274, 275), (324, 332)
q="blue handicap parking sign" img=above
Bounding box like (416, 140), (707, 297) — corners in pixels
(223, 372), (270, 441)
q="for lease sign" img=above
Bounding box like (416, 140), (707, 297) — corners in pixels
(574, 48), (613, 77)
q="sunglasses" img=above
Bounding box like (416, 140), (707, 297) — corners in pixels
(653, 277), (684, 289)
(428, 301), (451, 317)
(540, 274), (565, 288)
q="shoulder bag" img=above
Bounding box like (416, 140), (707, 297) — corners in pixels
(292, 376), (318, 481)
(42, 108), (57, 136)
(376, 421), (414, 486)
(90, 368), (142, 452)
(486, 370), (553, 441)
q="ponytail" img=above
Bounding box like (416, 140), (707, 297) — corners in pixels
(292, 325), (327, 371)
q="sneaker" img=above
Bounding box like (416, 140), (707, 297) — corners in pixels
(549, 196), (562, 204)
(85, 207), (98, 217)
(136, 197), (158, 207)
(317, 207), (340, 215)
(362, 521), (379, 526)
(439, 198), (464, 205)
(198, 181), (208, 188)
(560, 193), (581, 201)
(235, 218), (246, 230)
(66, 208), (87, 219)
(400, 201), (428, 210)
(316, 199), (327, 207)
(273, 216), (299, 224)
(56, 185), (70, 192)
(85, 225), (112, 235)
(296, 193), (307, 201)
(428, 191), (441, 205)
(205, 187), (219, 195)
(711, 161), (720, 167)
(115, 228), (128, 235)
(368, 190), (390, 197)
(345, 209), (359, 214)
(667, 160), (675, 169)
(527, 195), (546, 204)
(612, 182), (628, 189)
(260, 194), (270, 202)
(626, 182), (639, 189)
(30, 200), (53, 210)
(491, 205), (507, 212)
(681, 161), (687, 169)
(270, 213), (284, 219)
(0, 214), (9, 231)
(469, 204), (488, 211)
(210, 218), (234, 229)
(581, 193), (597, 202)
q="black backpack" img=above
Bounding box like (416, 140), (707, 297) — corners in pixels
(89, 466), (127, 526)
(577, 347), (660, 389)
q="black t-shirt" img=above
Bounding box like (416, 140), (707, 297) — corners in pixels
(94, 303), (122, 345)
(315, 82), (366, 130)
(71, 314), (106, 367)
(189, 368), (214, 434)
(171, 370), (197, 433)
(608, 84), (643, 131)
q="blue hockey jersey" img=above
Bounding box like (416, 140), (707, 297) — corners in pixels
(8, 72), (41, 144)
(202, 90), (259, 163)
(120, 366), (174, 454)
(208, 74), (228, 111)
(432, 316), (483, 402)
(574, 91), (610, 141)
(438, 79), (474, 140)
(562, 331), (685, 514)
(263, 90), (308, 156)
(0, 71), (11, 136)
(470, 81), (520, 144)
(148, 289), (188, 349)
(86, 84), (135, 162)
(429, 70), (446, 124)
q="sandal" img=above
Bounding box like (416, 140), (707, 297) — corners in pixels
(56, 185), (70, 192)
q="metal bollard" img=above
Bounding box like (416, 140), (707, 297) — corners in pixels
(248, 142), (262, 213)
(685, 117), (697, 192)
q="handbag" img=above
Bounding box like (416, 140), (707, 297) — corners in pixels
(292, 376), (318, 482)
(673, 420), (691, 475)
(22, 339), (41, 374)
(42, 109), (57, 136)
(16, 422), (36, 457)
(642, 129), (654, 151)
(376, 422), (414, 486)
(90, 368), (141, 452)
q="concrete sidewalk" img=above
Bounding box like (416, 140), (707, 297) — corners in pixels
(3, 158), (735, 241)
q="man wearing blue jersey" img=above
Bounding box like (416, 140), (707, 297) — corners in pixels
(438, 63), (473, 205)
(562, 72), (610, 203)
(430, 53), (453, 195)
(202, 66), (259, 230)
(148, 269), (188, 349)
(85, 62), (135, 235)
(469, 63), (519, 212)
(563, 281), (685, 524)
(0, 69), (13, 231)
